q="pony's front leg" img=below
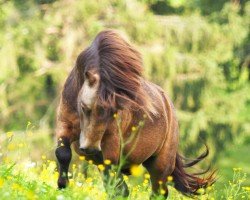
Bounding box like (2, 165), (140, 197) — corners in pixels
(55, 137), (72, 189)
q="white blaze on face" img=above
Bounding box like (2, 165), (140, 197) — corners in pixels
(79, 130), (87, 148)
(80, 78), (99, 109)
(79, 72), (100, 149)
(79, 116), (89, 148)
(79, 130), (101, 151)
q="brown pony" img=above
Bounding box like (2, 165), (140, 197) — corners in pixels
(55, 30), (215, 197)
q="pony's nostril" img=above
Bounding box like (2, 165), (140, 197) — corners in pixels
(79, 147), (88, 153)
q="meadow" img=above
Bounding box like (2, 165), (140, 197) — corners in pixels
(0, 0), (249, 199)
(0, 125), (249, 200)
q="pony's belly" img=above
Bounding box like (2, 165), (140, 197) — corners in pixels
(122, 124), (167, 164)
(123, 143), (159, 164)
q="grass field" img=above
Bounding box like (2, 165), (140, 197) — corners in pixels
(0, 127), (249, 200)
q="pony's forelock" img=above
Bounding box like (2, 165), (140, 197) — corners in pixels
(77, 30), (156, 119)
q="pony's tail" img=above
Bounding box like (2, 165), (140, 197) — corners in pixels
(172, 146), (216, 195)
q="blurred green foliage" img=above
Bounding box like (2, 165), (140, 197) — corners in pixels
(0, 0), (249, 160)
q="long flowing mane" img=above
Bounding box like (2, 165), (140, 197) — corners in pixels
(76, 30), (156, 118)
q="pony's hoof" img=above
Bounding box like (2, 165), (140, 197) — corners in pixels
(58, 177), (68, 189)
(122, 188), (129, 197)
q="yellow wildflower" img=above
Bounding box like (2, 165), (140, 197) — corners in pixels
(243, 186), (250, 191)
(160, 189), (166, 195)
(113, 113), (117, 118)
(26, 190), (35, 200)
(0, 178), (4, 188)
(18, 143), (24, 148)
(53, 171), (59, 180)
(110, 172), (115, 177)
(123, 175), (128, 181)
(167, 175), (173, 182)
(4, 157), (10, 163)
(130, 165), (143, 177)
(131, 126), (137, 132)
(69, 179), (74, 186)
(86, 177), (93, 183)
(88, 160), (93, 164)
(6, 132), (13, 138)
(79, 156), (85, 161)
(197, 188), (205, 194)
(133, 187), (138, 193)
(77, 173), (84, 179)
(206, 186), (212, 191)
(233, 167), (242, 171)
(12, 183), (20, 190)
(7, 144), (15, 151)
(143, 180), (148, 187)
(144, 173), (150, 179)
(42, 155), (46, 160)
(98, 164), (105, 171)
(158, 180), (163, 185)
(104, 159), (111, 165)
(138, 121), (144, 126)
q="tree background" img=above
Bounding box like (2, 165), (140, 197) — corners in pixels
(0, 0), (249, 187)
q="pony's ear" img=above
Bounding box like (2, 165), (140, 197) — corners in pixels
(85, 71), (99, 86)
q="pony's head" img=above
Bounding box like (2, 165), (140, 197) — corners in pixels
(76, 30), (155, 154)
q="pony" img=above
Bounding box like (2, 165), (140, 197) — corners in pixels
(55, 30), (215, 198)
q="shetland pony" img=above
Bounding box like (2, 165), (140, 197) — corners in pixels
(55, 30), (215, 197)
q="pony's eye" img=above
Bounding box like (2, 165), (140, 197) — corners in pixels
(97, 106), (105, 116)
(81, 102), (91, 116)
(85, 71), (97, 86)
(85, 109), (92, 117)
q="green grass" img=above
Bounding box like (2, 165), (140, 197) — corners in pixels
(0, 129), (249, 200)
(216, 143), (250, 188)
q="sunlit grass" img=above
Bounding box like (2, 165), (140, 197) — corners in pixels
(0, 126), (249, 200)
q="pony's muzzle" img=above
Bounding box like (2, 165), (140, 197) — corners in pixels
(80, 147), (100, 155)
(79, 132), (101, 154)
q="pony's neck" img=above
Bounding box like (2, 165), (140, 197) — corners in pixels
(139, 79), (159, 118)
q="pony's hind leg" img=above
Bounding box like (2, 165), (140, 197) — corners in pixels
(55, 137), (72, 189)
(143, 154), (176, 198)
